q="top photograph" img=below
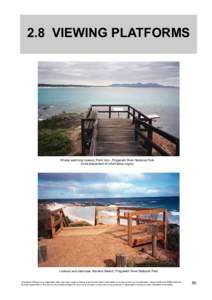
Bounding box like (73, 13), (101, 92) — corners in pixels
(38, 61), (179, 156)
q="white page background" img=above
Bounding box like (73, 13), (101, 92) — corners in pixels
(1, 0), (211, 298)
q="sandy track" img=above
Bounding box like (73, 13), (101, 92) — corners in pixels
(39, 227), (142, 267)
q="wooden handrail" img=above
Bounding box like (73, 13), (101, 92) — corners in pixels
(49, 206), (168, 249)
(88, 119), (98, 156)
(118, 206), (147, 211)
(126, 208), (168, 248)
(127, 208), (166, 216)
(90, 104), (151, 121)
(94, 206), (168, 248)
(95, 206), (118, 210)
(95, 206), (117, 225)
(137, 119), (179, 144)
(50, 208), (68, 238)
(135, 116), (179, 156)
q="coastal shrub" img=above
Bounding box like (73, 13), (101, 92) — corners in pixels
(167, 232), (179, 251)
(39, 113), (81, 130)
(65, 216), (71, 225)
(132, 261), (178, 267)
(38, 130), (72, 156)
(38, 229), (52, 239)
(167, 224), (180, 251)
(69, 220), (91, 227)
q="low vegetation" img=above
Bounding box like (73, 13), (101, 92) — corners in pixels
(38, 130), (72, 156)
(38, 113), (82, 156)
(132, 261), (178, 267)
(167, 224), (180, 251)
(69, 220), (91, 227)
(39, 113), (81, 130)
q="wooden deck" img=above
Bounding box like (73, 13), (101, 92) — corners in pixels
(96, 118), (147, 156)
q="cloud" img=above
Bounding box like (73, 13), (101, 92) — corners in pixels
(38, 173), (179, 199)
(38, 61), (179, 86)
(144, 188), (160, 194)
(106, 173), (146, 182)
(65, 181), (160, 198)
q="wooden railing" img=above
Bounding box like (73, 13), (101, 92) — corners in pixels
(94, 206), (168, 248)
(50, 208), (68, 238)
(95, 206), (118, 225)
(81, 104), (179, 156)
(49, 206), (168, 249)
(126, 208), (168, 248)
(134, 118), (179, 156)
(89, 104), (151, 122)
(81, 107), (98, 155)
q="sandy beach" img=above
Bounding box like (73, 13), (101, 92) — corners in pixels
(39, 201), (179, 225)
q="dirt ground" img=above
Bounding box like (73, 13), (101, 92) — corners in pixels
(153, 132), (176, 155)
(38, 225), (177, 267)
(67, 126), (81, 155)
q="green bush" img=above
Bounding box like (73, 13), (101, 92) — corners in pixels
(38, 130), (72, 156)
(167, 232), (180, 251)
(132, 261), (178, 267)
(39, 113), (81, 130)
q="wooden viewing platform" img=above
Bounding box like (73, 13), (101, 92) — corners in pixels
(38, 206), (176, 267)
(81, 105), (179, 156)
(49, 206), (168, 248)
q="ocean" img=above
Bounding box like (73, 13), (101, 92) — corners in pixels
(38, 87), (179, 137)
(39, 196), (180, 225)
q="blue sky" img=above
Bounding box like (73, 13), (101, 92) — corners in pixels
(38, 173), (179, 199)
(38, 62), (179, 86)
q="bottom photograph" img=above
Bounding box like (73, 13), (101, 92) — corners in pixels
(38, 173), (180, 268)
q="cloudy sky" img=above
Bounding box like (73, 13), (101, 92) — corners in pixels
(38, 173), (179, 199)
(38, 62), (179, 86)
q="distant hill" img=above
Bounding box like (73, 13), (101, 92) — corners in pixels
(38, 82), (177, 88)
(109, 82), (177, 88)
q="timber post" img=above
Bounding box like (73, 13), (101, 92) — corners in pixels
(132, 108), (135, 124)
(147, 126), (153, 156)
(50, 212), (55, 238)
(176, 140), (180, 156)
(81, 119), (85, 155)
(150, 224), (159, 258)
(152, 234), (158, 258)
(163, 209), (168, 249)
(60, 209), (63, 229)
(117, 207), (120, 225)
(109, 105), (111, 118)
(95, 207), (98, 225)
(116, 253), (128, 267)
(38, 245), (48, 263)
(134, 118), (138, 141)
(127, 213), (133, 247)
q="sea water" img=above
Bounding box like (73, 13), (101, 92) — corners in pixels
(38, 87), (179, 137)
(39, 196), (180, 225)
